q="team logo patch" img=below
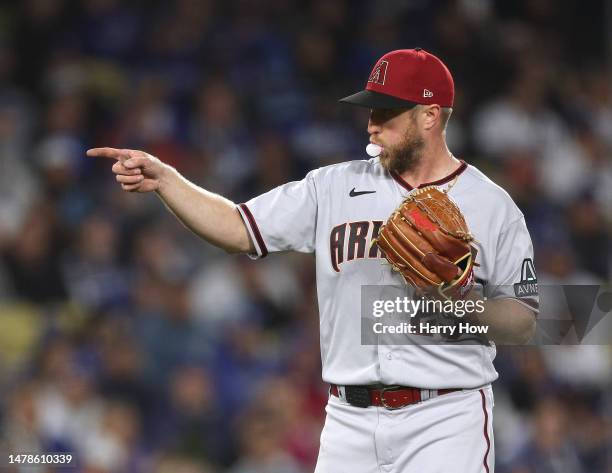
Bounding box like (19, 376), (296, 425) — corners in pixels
(368, 60), (389, 85)
(514, 258), (538, 297)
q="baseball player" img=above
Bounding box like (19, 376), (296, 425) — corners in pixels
(89, 48), (538, 472)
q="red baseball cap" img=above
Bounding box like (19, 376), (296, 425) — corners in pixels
(339, 48), (454, 109)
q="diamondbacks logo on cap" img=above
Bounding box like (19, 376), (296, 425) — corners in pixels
(368, 60), (389, 85)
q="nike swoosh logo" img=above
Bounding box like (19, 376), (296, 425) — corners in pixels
(349, 188), (377, 197)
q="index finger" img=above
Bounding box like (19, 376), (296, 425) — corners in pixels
(86, 147), (129, 161)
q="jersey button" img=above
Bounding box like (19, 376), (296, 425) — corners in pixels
(386, 353), (393, 360)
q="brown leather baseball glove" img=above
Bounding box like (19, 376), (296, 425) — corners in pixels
(374, 186), (478, 300)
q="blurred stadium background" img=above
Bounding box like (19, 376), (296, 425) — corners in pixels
(0, 0), (611, 472)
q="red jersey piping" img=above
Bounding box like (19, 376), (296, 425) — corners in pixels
(391, 160), (467, 191)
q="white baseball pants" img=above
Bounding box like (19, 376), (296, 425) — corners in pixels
(314, 385), (494, 473)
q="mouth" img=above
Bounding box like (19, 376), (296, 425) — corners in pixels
(369, 139), (385, 152)
(366, 142), (384, 158)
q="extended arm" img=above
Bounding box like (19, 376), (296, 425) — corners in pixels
(87, 148), (254, 254)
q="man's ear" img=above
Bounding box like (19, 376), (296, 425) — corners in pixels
(422, 105), (441, 131)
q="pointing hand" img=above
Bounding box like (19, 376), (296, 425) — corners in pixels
(87, 147), (167, 193)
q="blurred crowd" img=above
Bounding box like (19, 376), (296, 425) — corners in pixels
(0, 0), (611, 472)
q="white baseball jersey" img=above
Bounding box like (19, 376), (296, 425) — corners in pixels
(237, 157), (538, 389)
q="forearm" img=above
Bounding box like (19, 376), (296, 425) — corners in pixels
(156, 165), (253, 253)
(465, 295), (536, 345)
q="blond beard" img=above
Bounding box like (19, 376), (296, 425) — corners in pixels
(379, 131), (425, 174)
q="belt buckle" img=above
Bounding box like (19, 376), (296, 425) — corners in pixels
(380, 385), (403, 410)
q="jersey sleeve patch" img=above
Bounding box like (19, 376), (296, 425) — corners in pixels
(513, 258), (538, 298)
(237, 203), (268, 259)
(486, 218), (540, 313)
